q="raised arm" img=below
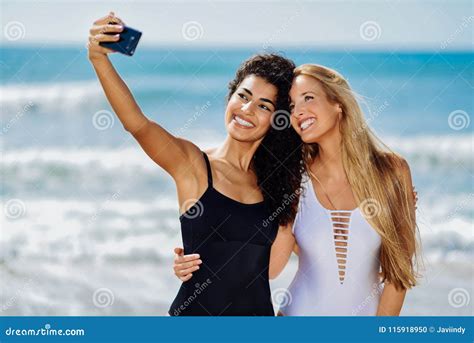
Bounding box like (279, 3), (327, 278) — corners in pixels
(87, 12), (201, 180)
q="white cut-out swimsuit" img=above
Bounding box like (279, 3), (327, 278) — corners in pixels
(279, 175), (383, 316)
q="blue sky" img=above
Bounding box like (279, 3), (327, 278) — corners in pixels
(1, 0), (472, 50)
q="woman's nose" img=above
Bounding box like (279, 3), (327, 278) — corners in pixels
(292, 104), (304, 117)
(241, 102), (254, 114)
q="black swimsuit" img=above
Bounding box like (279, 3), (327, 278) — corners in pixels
(169, 151), (278, 316)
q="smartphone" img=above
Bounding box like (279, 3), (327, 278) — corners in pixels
(100, 24), (142, 56)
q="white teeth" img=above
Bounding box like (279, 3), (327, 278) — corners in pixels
(300, 118), (316, 131)
(234, 115), (255, 128)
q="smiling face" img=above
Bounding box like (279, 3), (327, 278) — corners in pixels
(289, 75), (342, 144)
(225, 74), (278, 142)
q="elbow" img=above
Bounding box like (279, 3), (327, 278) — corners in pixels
(123, 124), (133, 134)
(125, 118), (150, 136)
(123, 122), (136, 134)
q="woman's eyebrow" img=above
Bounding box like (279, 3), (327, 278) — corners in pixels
(241, 87), (252, 95)
(242, 87), (275, 108)
(260, 98), (276, 108)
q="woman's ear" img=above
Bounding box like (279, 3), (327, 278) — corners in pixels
(336, 103), (343, 120)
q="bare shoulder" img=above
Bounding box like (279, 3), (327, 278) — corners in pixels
(202, 147), (218, 159)
(201, 147), (224, 174)
(173, 142), (215, 204)
(171, 138), (208, 184)
(176, 136), (203, 159)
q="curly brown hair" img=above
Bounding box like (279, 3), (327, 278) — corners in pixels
(227, 54), (304, 226)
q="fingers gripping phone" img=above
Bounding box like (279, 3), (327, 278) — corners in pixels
(100, 23), (142, 56)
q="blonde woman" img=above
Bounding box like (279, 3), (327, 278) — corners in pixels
(173, 64), (420, 316)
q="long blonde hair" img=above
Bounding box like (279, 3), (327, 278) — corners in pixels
(295, 64), (421, 290)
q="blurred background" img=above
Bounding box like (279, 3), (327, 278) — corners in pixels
(1, 0), (472, 316)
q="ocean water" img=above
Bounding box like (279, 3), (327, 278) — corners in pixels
(1, 46), (472, 316)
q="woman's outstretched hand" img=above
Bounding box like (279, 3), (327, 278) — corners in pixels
(87, 11), (124, 62)
(173, 247), (202, 282)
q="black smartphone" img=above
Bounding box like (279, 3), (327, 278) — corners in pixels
(99, 24), (142, 56)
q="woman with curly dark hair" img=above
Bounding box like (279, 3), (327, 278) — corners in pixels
(88, 12), (303, 316)
(172, 63), (421, 316)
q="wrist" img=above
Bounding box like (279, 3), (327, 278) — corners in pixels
(89, 54), (110, 65)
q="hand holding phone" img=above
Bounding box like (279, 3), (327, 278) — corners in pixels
(100, 23), (142, 56)
(87, 12), (142, 60)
